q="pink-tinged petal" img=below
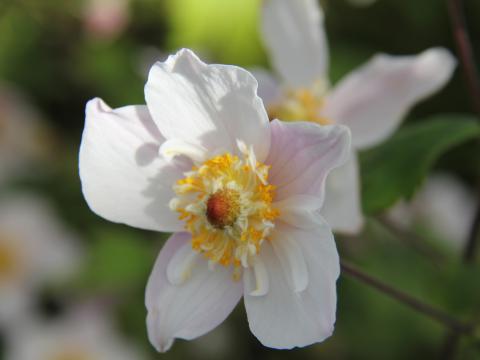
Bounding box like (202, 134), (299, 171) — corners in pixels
(145, 232), (243, 352)
(322, 151), (364, 234)
(244, 221), (339, 349)
(266, 120), (351, 203)
(324, 47), (456, 149)
(262, 0), (329, 88)
(144, 49), (270, 162)
(79, 98), (183, 232)
(250, 68), (283, 106)
(274, 194), (325, 229)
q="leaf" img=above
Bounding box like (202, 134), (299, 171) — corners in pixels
(360, 115), (480, 214)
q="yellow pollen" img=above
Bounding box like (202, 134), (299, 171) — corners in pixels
(171, 149), (279, 276)
(51, 348), (92, 360)
(268, 88), (331, 125)
(0, 237), (21, 282)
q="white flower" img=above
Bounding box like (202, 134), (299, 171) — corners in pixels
(258, 0), (456, 234)
(79, 49), (351, 350)
(388, 173), (476, 250)
(5, 307), (145, 360)
(0, 194), (82, 326)
(0, 84), (52, 185)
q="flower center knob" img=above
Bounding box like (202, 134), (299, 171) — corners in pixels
(206, 189), (240, 229)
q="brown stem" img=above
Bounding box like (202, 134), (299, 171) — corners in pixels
(463, 200), (480, 263)
(340, 261), (473, 334)
(442, 2), (480, 355)
(447, 0), (480, 117)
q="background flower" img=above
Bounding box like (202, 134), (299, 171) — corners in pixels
(388, 173), (476, 251)
(0, 84), (54, 185)
(0, 194), (82, 326)
(258, 0), (456, 234)
(5, 307), (145, 360)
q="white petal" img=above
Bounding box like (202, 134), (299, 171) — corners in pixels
(261, 0), (329, 87)
(79, 98), (184, 232)
(145, 48), (271, 162)
(244, 221), (339, 349)
(324, 47), (456, 149)
(266, 120), (351, 204)
(270, 229), (309, 292)
(159, 138), (209, 164)
(145, 233), (243, 352)
(274, 195), (324, 229)
(249, 68), (282, 105)
(166, 241), (199, 285)
(321, 151), (364, 234)
(248, 257), (269, 297)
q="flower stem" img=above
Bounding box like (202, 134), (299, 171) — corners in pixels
(340, 261), (473, 334)
(447, 0), (480, 117)
(463, 201), (480, 263)
(441, 1), (480, 356)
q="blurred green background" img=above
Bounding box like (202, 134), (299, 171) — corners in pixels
(1, 0), (480, 359)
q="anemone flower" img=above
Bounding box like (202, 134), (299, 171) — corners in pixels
(79, 49), (351, 350)
(258, 0), (456, 234)
(0, 194), (81, 326)
(6, 307), (145, 360)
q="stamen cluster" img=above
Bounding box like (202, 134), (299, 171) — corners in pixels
(170, 147), (279, 276)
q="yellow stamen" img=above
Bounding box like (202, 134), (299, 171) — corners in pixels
(51, 349), (92, 360)
(171, 148), (279, 278)
(268, 87), (331, 125)
(0, 237), (21, 282)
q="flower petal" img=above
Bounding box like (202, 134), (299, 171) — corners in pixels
(249, 68), (282, 106)
(145, 232), (243, 352)
(261, 0), (329, 87)
(159, 138), (209, 164)
(244, 221), (339, 349)
(248, 257), (269, 297)
(145, 48), (270, 162)
(266, 120), (351, 203)
(324, 47), (456, 149)
(270, 229), (309, 292)
(79, 98), (183, 232)
(321, 151), (364, 234)
(274, 195), (324, 229)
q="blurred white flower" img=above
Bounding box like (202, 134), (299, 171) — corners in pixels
(258, 0), (456, 234)
(388, 173), (476, 250)
(79, 49), (351, 350)
(0, 194), (82, 326)
(5, 307), (145, 360)
(84, 0), (130, 39)
(0, 85), (53, 184)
